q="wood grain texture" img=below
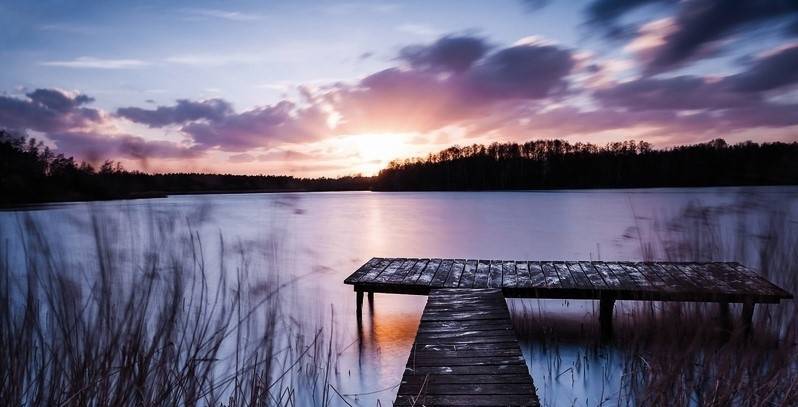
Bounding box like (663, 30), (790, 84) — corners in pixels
(395, 288), (539, 407)
(348, 259), (793, 303)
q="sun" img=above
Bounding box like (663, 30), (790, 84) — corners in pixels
(346, 133), (414, 175)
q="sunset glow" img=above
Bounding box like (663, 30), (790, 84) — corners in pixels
(1, 1), (796, 176)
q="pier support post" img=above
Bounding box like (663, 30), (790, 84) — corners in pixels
(356, 290), (364, 320)
(741, 301), (755, 332)
(719, 302), (731, 331)
(367, 291), (374, 303)
(599, 297), (616, 339)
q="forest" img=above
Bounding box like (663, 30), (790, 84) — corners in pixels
(2, 128), (797, 205)
(374, 139), (798, 190)
(0, 129), (371, 205)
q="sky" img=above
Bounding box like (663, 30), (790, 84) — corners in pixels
(1, 0), (797, 176)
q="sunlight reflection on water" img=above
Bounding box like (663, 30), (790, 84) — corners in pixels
(2, 186), (796, 405)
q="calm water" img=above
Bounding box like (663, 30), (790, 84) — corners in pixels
(2, 187), (796, 405)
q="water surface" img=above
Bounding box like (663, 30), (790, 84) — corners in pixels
(3, 187), (796, 405)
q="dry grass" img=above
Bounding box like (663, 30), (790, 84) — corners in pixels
(511, 194), (798, 406)
(0, 207), (343, 406)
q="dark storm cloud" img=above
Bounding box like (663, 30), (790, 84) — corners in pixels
(26, 88), (94, 112)
(728, 44), (798, 92)
(585, 0), (798, 72)
(465, 43), (574, 99)
(585, 0), (675, 38)
(0, 88), (102, 133)
(116, 98), (233, 127)
(398, 35), (492, 72)
(593, 76), (755, 111)
(645, 0), (798, 73)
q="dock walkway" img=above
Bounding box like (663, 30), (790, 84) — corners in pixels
(345, 258), (792, 405)
(395, 289), (538, 406)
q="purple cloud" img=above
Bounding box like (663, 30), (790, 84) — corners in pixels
(645, 0), (798, 73)
(116, 98), (233, 127)
(465, 43), (574, 99)
(728, 44), (798, 92)
(399, 35), (491, 72)
(0, 88), (102, 133)
(326, 37), (576, 134)
(181, 101), (329, 151)
(586, 0), (798, 73)
(48, 131), (203, 161)
(593, 76), (756, 111)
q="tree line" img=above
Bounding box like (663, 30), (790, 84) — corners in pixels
(0, 129), (371, 205)
(2, 128), (796, 205)
(373, 139), (798, 190)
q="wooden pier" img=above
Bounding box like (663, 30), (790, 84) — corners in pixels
(344, 258), (792, 405)
(395, 289), (538, 406)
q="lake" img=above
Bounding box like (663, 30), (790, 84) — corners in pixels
(2, 186), (796, 405)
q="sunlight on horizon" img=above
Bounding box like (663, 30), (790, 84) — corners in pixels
(343, 133), (419, 176)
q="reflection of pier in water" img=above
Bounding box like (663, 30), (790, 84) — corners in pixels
(345, 258), (793, 406)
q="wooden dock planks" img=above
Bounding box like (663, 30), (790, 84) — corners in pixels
(347, 259), (793, 304)
(395, 289), (539, 407)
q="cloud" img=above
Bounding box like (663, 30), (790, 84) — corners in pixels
(399, 35), (491, 72)
(0, 88), (202, 163)
(117, 99), (233, 127)
(26, 88), (94, 112)
(465, 43), (574, 99)
(585, 0), (675, 39)
(49, 131), (202, 161)
(181, 101), (330, 151)
(728, 43), (798, 92)
(593, 76), (755, 111)
(520, 0), (551, 12)
(180, 8), (262, 21)
(325, 36), (576, 134)
(164, 54), (264, 67)
(395, 23), (441, 38)
(585, 0), (798, 73)
(40, 57), (148, 69)
(0, 88), (103, 133)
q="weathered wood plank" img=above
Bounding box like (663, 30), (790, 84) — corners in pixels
(619, 262), (654, 289)
(503, 261), (518, 288)
(384, 259), (419, 284)
(458, 259), (478, 288)
(416, 258), (443, 286)
(444, 259), (466, 288)
(474, 260), (491, 288)
(488, 260), (504, 288)
(527, 261), (547, 288)
(347, 258), (793, 304)
(553, 262), (577, 288)
(576, 261), (608, 289)
(540, 261), (561, 288)
(602, 261), (638, 290)
(731, 263), (792, 297)
(371, 258), (407, 283)
(395, 394), (537, 406)
(400, 258), (430, 284)
(397, 288), (538, 406)
(343, 257), (382, 284)
(515, 261), (531, 287)
(430, 259), (454, 287)
(589, 261), (622, 289)
(566, 261), (593, 289)
(354, 258), (393, 284)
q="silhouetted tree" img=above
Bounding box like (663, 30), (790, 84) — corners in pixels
(373, 139), (798, 190)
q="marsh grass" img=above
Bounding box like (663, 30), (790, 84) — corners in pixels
(0, 206), (345, 406)
(511, 194), (798, 406)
